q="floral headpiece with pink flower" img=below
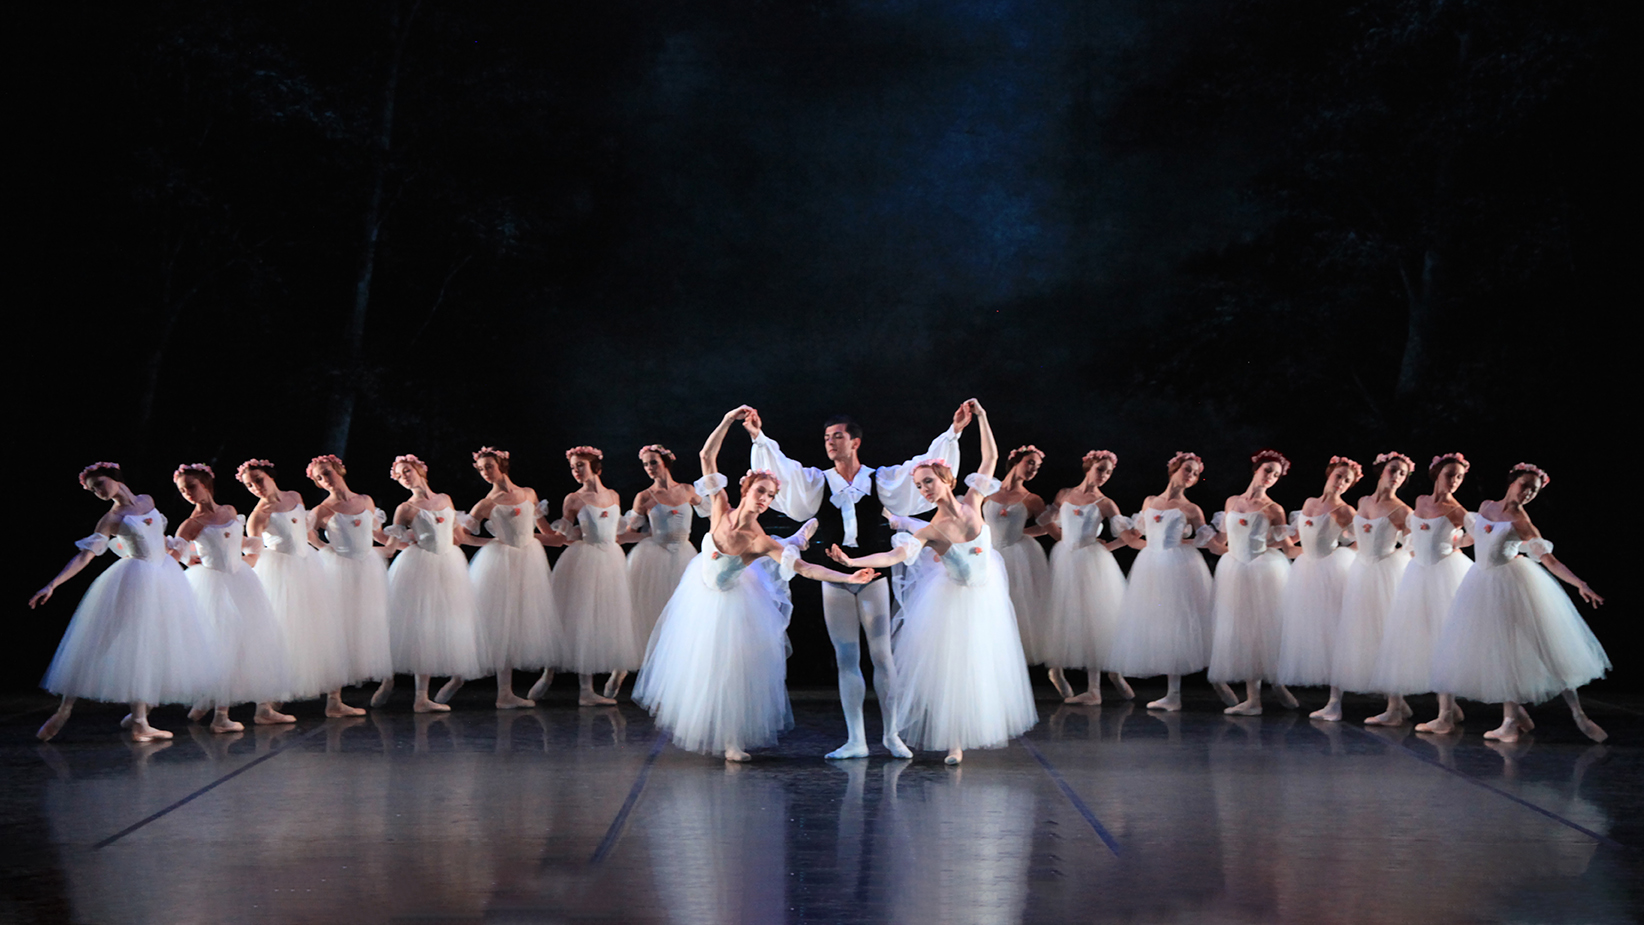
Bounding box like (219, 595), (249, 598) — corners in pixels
(236, 459), (276, 482)
(1083, 450), (1118, 468)
(306, 454), (345, 482)
(638, 444), (676, 462)
(472, 446), (509, 462)
(1167, 451), (1203, 471)
(173, 462), (214, 482)
(739, 468), (783, 492)
(1374, 451), (1414, 472)
(1510, 462), (1551, 487)
(565, 446), (603, 461)
(1328, 455), (1364, 483)
(78, 462), (121, 489)
(389, 454), (427, 478)
(1251, 449), (1291, 476)
(910, 456), (950, 471)
(1008, 444), (1045, 462)
(1429, 451), (1469, 472)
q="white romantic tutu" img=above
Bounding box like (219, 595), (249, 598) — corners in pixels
(1330, 552), (1410, 693)
(186, 565), (292, 704)
(470, 540), (557, 675)
(256, 549), (352, 698)
(386, 544), (483, 678)
(1369, 550), (1471, 695)
(1431, 558), (1609, 704)
(555, 541), (642, 673)
(633, 541), (795, 755)
(1040, 540), (1126, 670)
(893, 529), (1037, 752)
(997, 537), (1050, 665)
(629, 536), (697, 649)
(1110, 542), (1215, 678)
(1276, 547), (1356, 687)
(318, 547), (393, 683)
(43, 555), (220, 706)
(1207, 550), (1291, 683)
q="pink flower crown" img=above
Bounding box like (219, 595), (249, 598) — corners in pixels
(740, 468), (783, 492)
(910, 456), (950, 471)
(236, 459), (276, 481)
(639, 444), (676, 461)
(1374, 451), (1414, 470)
(1328, 455), (1364, 482)
(390, 454), (427, 478)
(307, 454), (344, 482)
(1251, 449), (1291, 476)
(566, 446), (603, 461)
(1009, 444), (1045, 461)
(1167, 451), (1203, 471)
(1083, 449), (1118, 467)
(173, 462), (214, 481)
(78, 461), (121, 489)
(472, 446), (509, 462)
(1429, 451), (1469, 471)
(1511, 462), (1551, 487)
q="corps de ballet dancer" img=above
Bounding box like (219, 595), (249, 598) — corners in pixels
(381, 454), (483, 712)
(1038, 450), (1135, 704)
(746, 401), (972, 759)
(1369, 453), (1474, 733)
(547, 446), (642, 706)
(1206, 450), (1300, 715)
(634, 407), (877, 760)
(433, 447), (559, 708)
(614, 444), (709, 699)
(172, 463), (295, 732)
(1275, 457), (1361, 708)
(1110, 452), (1238, 711)
(1315, 452), (1414, 723)
(985, 445), (1052, 682)
(30, 463), (218, 742)
(1430, 463), (1609, 742)
(306, 455), (395, 707)
(828, 400), (1038, 764)
(240, 459), (362, 717)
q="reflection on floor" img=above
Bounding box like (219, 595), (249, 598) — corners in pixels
(2, 684), (1640, 924)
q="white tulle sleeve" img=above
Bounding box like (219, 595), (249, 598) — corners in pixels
(1269, 523), (1291, 543)
(374, 508), (387, 527)
(1211, 511), (1226, 533)
(1463, 511), (1478, 535)
(876, 426), (963, 516)
(242, 534), (264, 555)
(891, 531), (927, 560)
(748, 433), (826, 520)
(383, 524), (412, 545)
(1286, 511), (1302, 539)
(693, 473), (729, 498)
(165, 535), (190, 555)
(778, 544), (801, 581)
(75, 533), (110, 556)
(622, 510), (648, 534)
(1520, 537), (1554, 560)
(1110, 514), (1133, 536)
(1036, 503), (1060, 528)
(963, 473), (1003, 497)
(536, 499), (553, 519)
(886, 513), (930, 533)
(692, 496), (713, 517)
(549, 518), (581, 542)
(458, 513), (482, 535)
(1191, 524), (1217, 548)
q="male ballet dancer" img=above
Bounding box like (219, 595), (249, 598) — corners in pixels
(744, 402), (972, 759)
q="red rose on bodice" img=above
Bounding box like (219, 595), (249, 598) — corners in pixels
(353, 519), (362, 527)
(512, 507), (522, 517)
(1305, 519), (1314, 527)
(970, 547), (982, 555)
(1420, 523), (1430, 531)
(1238, 518), (1248, 527)
(1153, 514), (1163, 523)
(143, 518), (153, 525)
(435, 516), (445, 524)
(599, 510), (609, 518)
(672, 509), (681, 516)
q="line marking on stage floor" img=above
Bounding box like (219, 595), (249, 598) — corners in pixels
(1341, 725), (1627, 851)
(1018, 737), (1123, 857)
(93, 722), (332, 850)
(588, 730), (670, 865)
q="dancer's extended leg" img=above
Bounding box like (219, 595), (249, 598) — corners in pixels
(1562, 689), (1607, 743)
(37, 696), (75, 741)
(855, 578), (911, 758)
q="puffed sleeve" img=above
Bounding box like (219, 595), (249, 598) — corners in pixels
(536, 499), (553, 519)
(75, 533), (110, 556)
(1035, 503), (1060, 529)
(693, 473), (729, 498)
(374, 508), (387, 526)
(748, 433), (827, 520)
(1520, 537), (1554, 560)
(1286, 511), (1302, 539)
(891, 531), (927, 560)
(1269, 523), (1290, 543)
(963, 473), (1003, 497)
(622, 510), (648, 534)
(1210, 511), (1226, 533)
(1191, 524), (1217, 548)
(458, 513), (483, 535)
(692, 496), (713, 517)
(1463, 511), (1478, 535)
(876, 425), (962, 516)
(778, 544), (801, 581)
(165, 535), (191, 555)
(383, 524), (412, 544)
(1109, 513), (1133, 536)
(549, 518), (580, 542)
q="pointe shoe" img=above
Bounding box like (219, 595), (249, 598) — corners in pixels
(1146, 694), (1182, 712)
(602, 675), (623, 700)
(37, 713), (69, 742)
(1109, 673), (1136, 700)
(254, 705), (297, 725)
(1309, 703), (1343, 722)
(495, 692), (536, 709)
(797, 518), (819, 550)
(1274, 685), (1299, 709)
(1065, 691), (1101, 705)
(1415, 716), (1458, 735)
(210, 716), (246, 734)
(944, 749), (963, 765)
(724, 746), (751, 762)
(434, 679), (463, 705)
(326, 699), (367, 718)
(1224, 700), (1262, 716)
(577, 691), (617, 706)
(413, 697), (452, 714)
(129, 723), (174, 742)
(370, 678), (395, 708)
(1212, 682), (1240, 707)
(527, 672), (553, 701)
(1364, 709), (1408, 727)
(1573, 714), (1608, 743)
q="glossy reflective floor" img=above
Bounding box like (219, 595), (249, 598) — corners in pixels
(2, 683), (1641, 924)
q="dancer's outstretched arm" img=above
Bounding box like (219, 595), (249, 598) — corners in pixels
(701, 405), (755, 479)
(743, 407), (827, 520)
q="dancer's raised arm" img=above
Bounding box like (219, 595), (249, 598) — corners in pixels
(877, 400), (972, 516)
(701, 405), (754, 481)
(742, 407), (828, 519)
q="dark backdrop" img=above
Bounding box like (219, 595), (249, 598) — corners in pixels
(9, 0), (1634, 692)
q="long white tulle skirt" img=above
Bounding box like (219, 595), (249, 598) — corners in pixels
(1275, 548), (1356, 687)
(186, 565), (293, 704)
(629, 537), (696, 652)
(555, 541), (642, 673)
(633, 554), (794, 755)
(255, 550), (353, 698)
(893, 551), (1038, 751)
(997, 538), (1050, 665)
(318, 549), (394, 684)
(1369, 551), (1471, 695)
(1208, 551), (1291, 683)
(386, 545), (483, 678)
(1430, 559), (1610, 704)
(42, 557), (220, 705)
(1110, 544), (1215, 678)
(1330, 553), (1410, 692)
(470, 541), (558, 675)
(1040, 540), (1126, 670)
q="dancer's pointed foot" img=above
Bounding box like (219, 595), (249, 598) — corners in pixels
(1274, 684), (1299, 709)
(120, 713), (136, 730)
(1109, 672), (1135, 699)
(1224, 700), (1262, 716)
(527, 670), (554, 701)
(210, 712), (245, 734)
(413, 695), (451, 714)
(1415, 715), (1459, 735)
(1146, 692), (1182, 712)
(1574, 714), (1608, 743)
(944, 748), (963, 765)
(882, 734), (913, 759)
(602, 672), (625, 700)
(434, 678), (463, 704)
(797, 518), (818, 550)
(1212, 682), (1239, 707)
(326, 694), (367, 718)
(370, 677), (395, 708)
(1309, 701), (1343, 722)
(826, 741), (870, 760)
(496, 691), (536, 709)
(129, 720), (173, 742)
(188, 703), (212, 723)
(1047, 667), (1074, 701)
(1364, 708), (1408, 726)
(254, 703), (296, 725)
(1483, 717), (1524, 742)
(724, 745), (751, 762)
(1066, 690), (1101, 705)
(37, 712), (69, 742)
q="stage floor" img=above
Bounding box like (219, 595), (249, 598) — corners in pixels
(2, 684), (1639, 924)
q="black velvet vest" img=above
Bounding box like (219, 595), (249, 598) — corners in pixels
(762, 472), (894, 567)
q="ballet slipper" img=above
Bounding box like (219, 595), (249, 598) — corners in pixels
(724, 745), (751, 762)
(370, 677), (395, 708)
(603, 672), (626, 700)
(1146, 692), (1182, 712)
(1211, 682), (1239, 708)
(37, 711), (71, 742)
(1108, 672), (1135, 699)
(1047, 667), (1074, 700)
(882, 733), (913, 760)
(1224, 700), (1262, 716)
(1065, 690), (1101, 705)
(209, 709), (245, 734)
(944, 748), (963, 765)
(326, 692), (366, 718)
(527, 670), (553, 701)
(413, 694), (451, 713)
(495, 691), (536, 709)
(1274, 684), (1299, 709)
(826, 741), (870, 760)
(434, 677), (464, 704)
(254, 703), (296, 725)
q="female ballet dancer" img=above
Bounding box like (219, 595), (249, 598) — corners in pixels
(1370, 453), (1473, 732)
(381, 454), (483, 712)
(1206, 450), (1299, 715)
(549, 446), (641, 706)
(1318, 452), (1413, 723)
(1430, 464), (1608, 742)
(1038, 450), (1135, 704)
(173, 463), (294, 731)
(635, 407), (876, 760)
(986, 445), (1051, 675)
(440, 446), (557, 708)
(307, 455), (395, 707)
(1109, 452), (1237, 711)
(613, 444), (707, 699)
(1276, 457), (1361, 713)
(829, 400), (1037, 765)
(240, 459), (362, 717)
(30, 463), (218, 741)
